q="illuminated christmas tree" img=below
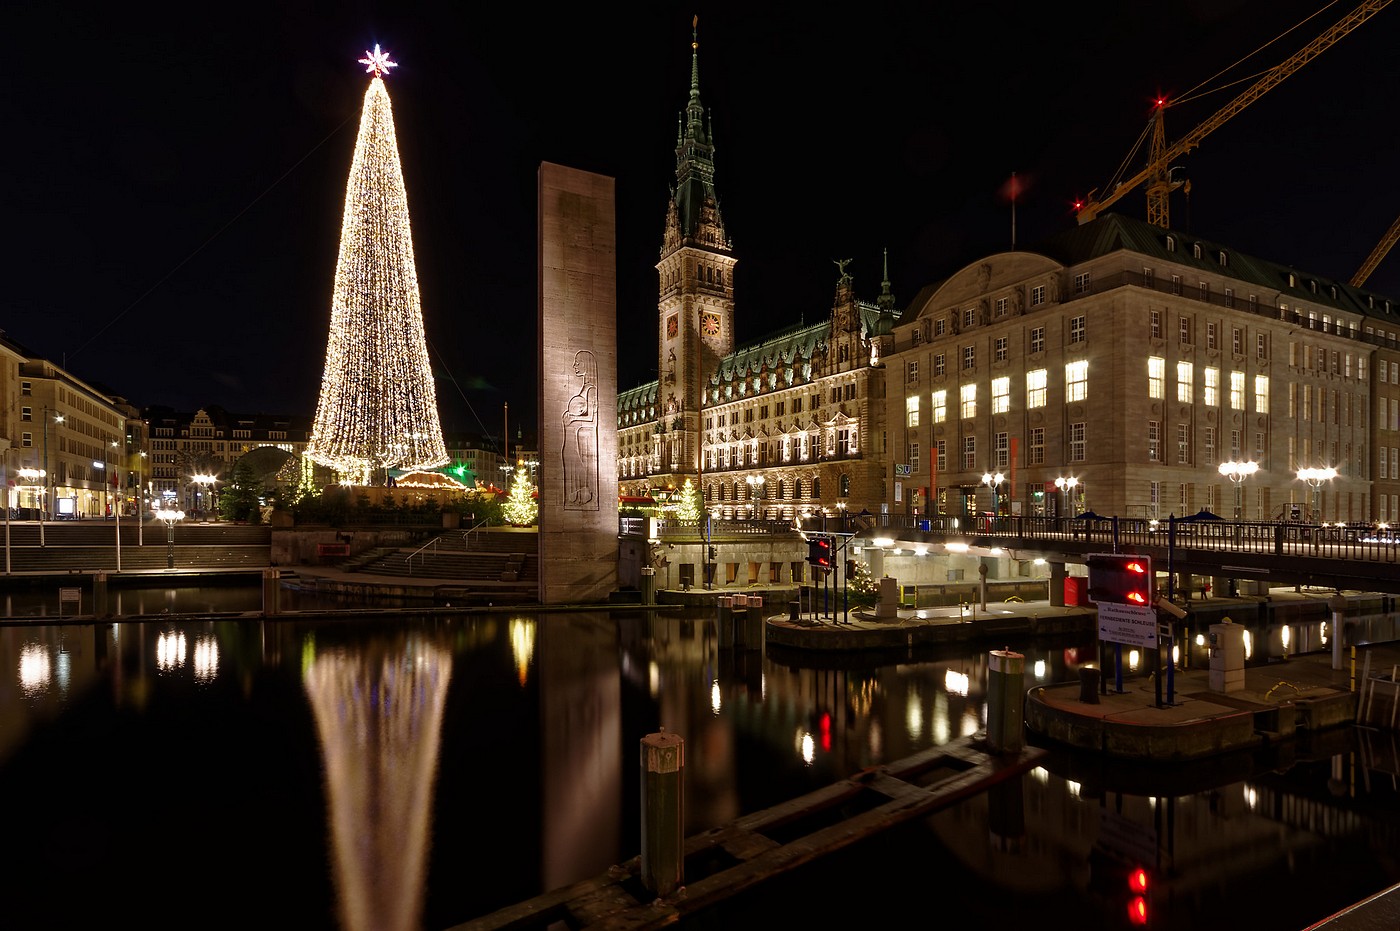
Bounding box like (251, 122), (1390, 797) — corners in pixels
(502, 464), (538, 526)
(306, 45), (448, 484)
(676, 477), (701, 523)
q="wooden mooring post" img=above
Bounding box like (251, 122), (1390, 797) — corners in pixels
(640, 730), (684, 898)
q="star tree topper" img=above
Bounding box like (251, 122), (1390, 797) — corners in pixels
(358, 44), (397, 78)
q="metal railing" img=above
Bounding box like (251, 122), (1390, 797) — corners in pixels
(461, 517), (489, 551)
(405, 537), (439, 576)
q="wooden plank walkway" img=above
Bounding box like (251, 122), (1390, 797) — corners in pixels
(449, 736), (1046, 931)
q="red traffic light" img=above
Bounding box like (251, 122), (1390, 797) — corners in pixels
(807, 537), (832, 568)
(1086, 553), (1153, 606)
(1126, 866), (1149, 925)
(1128, 866), (1149, 894)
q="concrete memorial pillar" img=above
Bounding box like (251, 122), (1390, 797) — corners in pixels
(537, 163), (619, 604)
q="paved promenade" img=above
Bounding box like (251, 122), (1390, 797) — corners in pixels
(766, 593), (1400, 763)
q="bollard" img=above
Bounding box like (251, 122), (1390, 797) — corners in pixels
(1329, 594), (1348, 670)
(1078, 665), (1101, 703)
(641, 566), (656, 606)
(262, 567), (281, 616)
(640, 730), (684, 898)
(717, 603), (734, 645)
(986, 649), (1025, 753)
(789, 600), (800, 621)
(93, 571), (108, 618)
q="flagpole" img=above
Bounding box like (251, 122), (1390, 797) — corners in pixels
(1010, 171), (1017, 250)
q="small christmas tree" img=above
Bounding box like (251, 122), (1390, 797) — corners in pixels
(846, 557), (877, 606)
(676, 477), (701, 522)
(502, 463), (538, 526)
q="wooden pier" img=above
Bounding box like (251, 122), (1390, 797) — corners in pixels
(449, 735), (1045, 930)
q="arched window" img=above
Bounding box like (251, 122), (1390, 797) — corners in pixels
(839, 473), (851, 497)
(775, 479), (785, 500)
(813, 477), (821, 499)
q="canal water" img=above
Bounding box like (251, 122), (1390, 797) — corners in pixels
(0, 593), (1396, 931)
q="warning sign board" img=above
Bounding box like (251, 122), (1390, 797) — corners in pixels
(1097, 601), (1157, 647)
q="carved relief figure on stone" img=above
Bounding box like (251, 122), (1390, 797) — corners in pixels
(563, 349), (600, 510)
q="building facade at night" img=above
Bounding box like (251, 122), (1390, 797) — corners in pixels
(616, 27), (898, 521)
(615, 27), (1400, 532)
(883, 212), (1400, 525)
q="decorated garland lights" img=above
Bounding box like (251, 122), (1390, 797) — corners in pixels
(306, 46), (449, 482)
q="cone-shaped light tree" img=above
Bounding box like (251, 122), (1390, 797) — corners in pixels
(306, 45), (448, 485)
(502, 463), (538, 527)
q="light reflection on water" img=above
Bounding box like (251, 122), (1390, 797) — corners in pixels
(0, 601), (1394, 931)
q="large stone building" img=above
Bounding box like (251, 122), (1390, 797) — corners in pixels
(616, 26), (896, 522)
(0, 336), (132, 520)
(884, 212), (1400, 525)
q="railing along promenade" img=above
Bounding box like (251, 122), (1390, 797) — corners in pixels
(623, 512), (1400, 594)
(858, 513), (1400, 595)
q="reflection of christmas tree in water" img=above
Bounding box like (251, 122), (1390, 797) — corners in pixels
(306, 44), (448, 483)
(303, 632), (452, 931)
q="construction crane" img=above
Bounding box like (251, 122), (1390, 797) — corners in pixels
(1076, 0), (1391, 227)
(1351, 214), (1400, 287)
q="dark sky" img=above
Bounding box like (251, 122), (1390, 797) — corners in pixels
(8, 2), (1398, 445)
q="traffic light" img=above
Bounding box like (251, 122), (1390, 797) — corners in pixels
(806, 537), (832, 569)
(1125, 864), (1150, 926)
(1090, 851), (1151, 928)
(707, 545), (717, 561)
(1086, 553), (1153, 606)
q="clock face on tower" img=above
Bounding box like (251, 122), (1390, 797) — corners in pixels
(666, 314), (678, 339)
(701, 312), (721, 336)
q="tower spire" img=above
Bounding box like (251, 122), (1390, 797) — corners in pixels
(878, 248), (896, 312)
(671, 14), (724, 242)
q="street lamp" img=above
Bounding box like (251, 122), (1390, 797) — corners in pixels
(154, 505), (184, 569)
(1298, 466), (1338, 522)
(1054, 476), (1078, 518)
(137, 451), (147, 545)
(981, 471), (1005, 528)
(745, 474), (765, 518)
(192, 473), (218, 520)
(101, 440), (121, 570)
(1218, 460), (1258, 519)
(41, 410), (63, 546)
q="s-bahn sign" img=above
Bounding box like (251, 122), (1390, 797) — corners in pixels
(1097, 601), (1157, 647)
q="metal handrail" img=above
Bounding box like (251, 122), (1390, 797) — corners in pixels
(405, 537), (439, 576)
(461, 517), (489, 551)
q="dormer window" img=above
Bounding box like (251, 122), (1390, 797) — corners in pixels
(1218, 251), (1228, 267)
(1166, 235), (1176, 252)
(1192, 243), (1202, 259)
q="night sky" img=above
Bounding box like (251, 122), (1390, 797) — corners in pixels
(9, 2), (1398, 446)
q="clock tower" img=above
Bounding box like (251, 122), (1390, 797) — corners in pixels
(655, 16), (734, 488)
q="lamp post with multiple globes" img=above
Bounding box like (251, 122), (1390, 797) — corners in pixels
(1054, 475), (1078, 519)
(1218, 460), (1259, 519)
(745, 474), (765, 519)
(153, 505), (184, 569)
(192, 473), (218, 520)
(1297, 466), (1337, 523)
(981, 470), (1005, 529)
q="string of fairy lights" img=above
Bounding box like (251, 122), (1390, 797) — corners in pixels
(306, 46), (449, 483)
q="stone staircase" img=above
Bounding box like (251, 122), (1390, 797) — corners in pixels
(347, 528), (540, 584)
